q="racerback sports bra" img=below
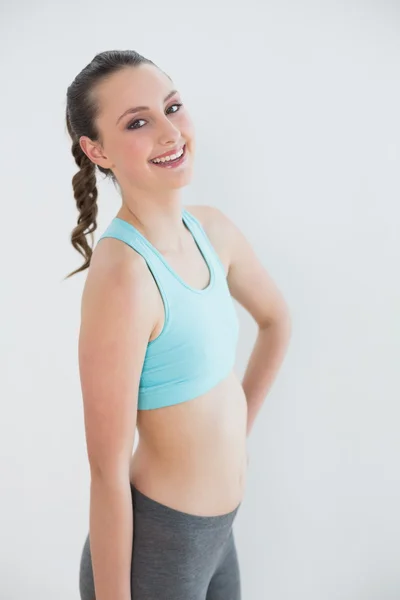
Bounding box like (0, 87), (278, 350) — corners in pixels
(97, 208), (240, 410)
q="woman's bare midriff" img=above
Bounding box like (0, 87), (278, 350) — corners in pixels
(129, 369), (248, 517)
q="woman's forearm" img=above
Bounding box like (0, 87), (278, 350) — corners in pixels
(242, 317), (292, 436)
(89, 474), (133, 600)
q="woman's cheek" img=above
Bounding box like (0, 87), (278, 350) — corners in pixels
(119, 137), (150, 171)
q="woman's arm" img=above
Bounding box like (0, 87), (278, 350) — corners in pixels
(224, 212), (292, 435)
(204, 206), (292, 436)
(240, 319), (292, 436)
(78, 241), (158, 600)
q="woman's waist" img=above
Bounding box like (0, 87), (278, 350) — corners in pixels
(132, 394), (247, 477)
(132, 429), (246, 475)
(129, 439), (247, 515)
(130, 372), (248, 513)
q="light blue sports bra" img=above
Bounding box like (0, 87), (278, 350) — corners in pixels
(98, 208), (240, 410)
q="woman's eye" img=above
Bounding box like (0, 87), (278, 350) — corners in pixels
(167, 102), (183, 114)
(127, 118), (146, 130)
(127, 103), (183, 130)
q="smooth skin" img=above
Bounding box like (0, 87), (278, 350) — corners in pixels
(78, 63), (291, 600)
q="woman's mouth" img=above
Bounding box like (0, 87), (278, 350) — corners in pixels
(149, 144), (187, 169)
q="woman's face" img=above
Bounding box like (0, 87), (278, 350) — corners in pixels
(82, 64), (195, 192)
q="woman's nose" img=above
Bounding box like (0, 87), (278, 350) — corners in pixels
(158, 119), (181, 144)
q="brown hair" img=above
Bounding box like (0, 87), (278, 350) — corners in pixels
(64, 49), (157, 279)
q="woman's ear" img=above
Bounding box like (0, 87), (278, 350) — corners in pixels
(79, 136), (113, 169)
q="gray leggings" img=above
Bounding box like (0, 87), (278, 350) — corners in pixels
(79, 483), (242, 600)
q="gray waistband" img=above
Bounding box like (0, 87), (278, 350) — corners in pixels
(131, 483), (241, 529)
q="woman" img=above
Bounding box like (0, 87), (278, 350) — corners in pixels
(65, 49), (292, 600)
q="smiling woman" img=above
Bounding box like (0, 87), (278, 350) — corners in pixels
(65, 53), (196, 281)
(64, 48), (291, 600)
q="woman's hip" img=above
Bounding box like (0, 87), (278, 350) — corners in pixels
(79, 483), (241, 600)
(131, 484), (241, 598)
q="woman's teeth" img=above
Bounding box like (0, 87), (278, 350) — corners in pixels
(151, 146), (185, 164)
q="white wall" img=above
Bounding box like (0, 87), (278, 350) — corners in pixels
(1, 1), (399, 598)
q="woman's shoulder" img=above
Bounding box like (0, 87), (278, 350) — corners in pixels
(184, 204), (233, 274)
(183, 203), (233, 240)
(87, 232), (151, 288)
(80, 232), (159, 323)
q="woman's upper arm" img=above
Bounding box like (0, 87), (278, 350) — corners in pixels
(78, 246), (156, 479)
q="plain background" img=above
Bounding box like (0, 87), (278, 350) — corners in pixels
(1, 1), (399, 598)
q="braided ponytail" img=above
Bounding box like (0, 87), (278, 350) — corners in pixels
(64, 111), (99, 279)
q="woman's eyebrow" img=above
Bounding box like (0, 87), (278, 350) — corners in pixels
(116, 89), (178, 124)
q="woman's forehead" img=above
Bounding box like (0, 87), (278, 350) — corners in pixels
(97, 65), (174, 113)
